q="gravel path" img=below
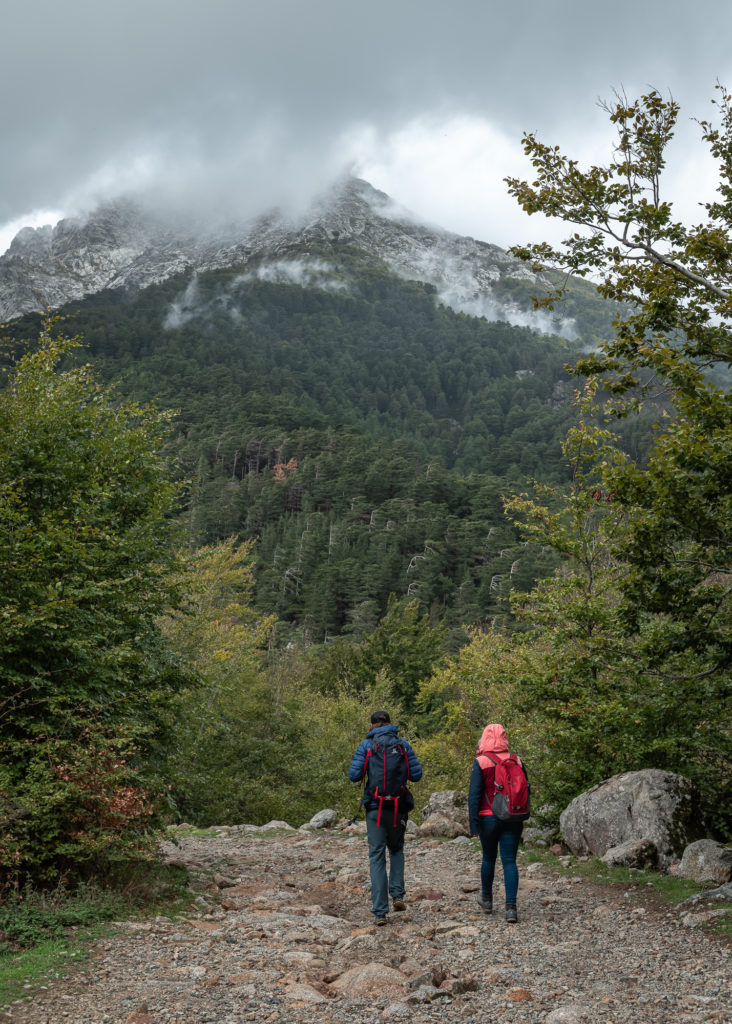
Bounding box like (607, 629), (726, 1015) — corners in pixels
(4, 825), (730, 1024)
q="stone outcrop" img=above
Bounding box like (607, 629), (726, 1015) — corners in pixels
(559, 769), (704, 869)
(302, 808), (340, 830)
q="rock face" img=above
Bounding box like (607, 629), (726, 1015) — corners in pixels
(559, 769), (704, 869)
(0, 177), (574, 334)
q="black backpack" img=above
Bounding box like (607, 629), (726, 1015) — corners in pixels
(364, 737), (413, 825)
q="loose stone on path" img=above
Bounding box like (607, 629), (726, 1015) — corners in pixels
(4, 827), (730, 1024)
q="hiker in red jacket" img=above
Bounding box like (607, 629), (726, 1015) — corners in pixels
(468, 723), (529, 923)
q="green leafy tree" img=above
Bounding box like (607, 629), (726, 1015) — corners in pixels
(416, 408), (633, 813)
(505, 87), (732, 827)
(506, 86), (732, 663)
(301, 596), (446, 711)
(159, 538), (294, 825)
(0, 323), (189, 880)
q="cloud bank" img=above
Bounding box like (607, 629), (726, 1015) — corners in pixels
(2, 0), (731, 253)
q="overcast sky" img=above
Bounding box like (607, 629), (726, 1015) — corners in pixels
(1, 0), (730, 254)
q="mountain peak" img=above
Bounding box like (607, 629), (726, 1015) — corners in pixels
(0, 178), (576, 336)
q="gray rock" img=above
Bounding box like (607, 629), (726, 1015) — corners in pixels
(544, 1006), (593, 1024)
(420, 790), (470, 835)
(405, 984), (449, 1003)
(303, 808), (339, 830)
(675, 839), (732, 884)
(559, 769), (703, 869)
(381, 1002), (412, 1019)
(417, 814), (469, 839)
(330, 962), (408, 997)
(677, 880), (732, 906)
(213, 872), (238, 888)
(523, 825), (553, 843)
(681, 908), (731, 928)
(282, 981), (329, 1003)
(600, 837), (658, 868)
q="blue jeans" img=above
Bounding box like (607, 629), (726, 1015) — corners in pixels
(365, 807), (405, 917)
(477, 814), (523, 905)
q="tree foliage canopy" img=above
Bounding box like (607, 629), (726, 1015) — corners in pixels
(0, 323), (191, 880)
(506, 87), (732, 672)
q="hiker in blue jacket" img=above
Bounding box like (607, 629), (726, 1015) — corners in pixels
(349, 710), (422, 925)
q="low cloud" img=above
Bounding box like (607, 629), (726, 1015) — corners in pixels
(239, 259), (349, 292)
(163, 259), (349, 329)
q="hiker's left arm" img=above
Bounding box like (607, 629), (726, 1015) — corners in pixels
(406, 742), (423, 782)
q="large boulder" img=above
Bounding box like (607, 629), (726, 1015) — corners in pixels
(419, 790), (470, 838)
(675, 839), (732, 884)
(559, 769), (703, 869)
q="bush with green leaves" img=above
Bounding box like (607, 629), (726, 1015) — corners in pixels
(0, 323), (191, 882)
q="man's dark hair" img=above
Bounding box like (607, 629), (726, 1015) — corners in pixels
(370, 710), (391, 724)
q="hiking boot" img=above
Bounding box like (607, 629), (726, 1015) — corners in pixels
(505, 904), (518, 923)
(375, 916), (387, 926)
(392, 899), (406, 911)
(477, 894), (493, 914)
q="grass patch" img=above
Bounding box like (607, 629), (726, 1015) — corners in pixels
(519, 844), (732, 938)
(0, 860), (192, 1009)
(0, 929), (103, 1008)
(165, 824), (225, 838)
(543, 853), (705, 902)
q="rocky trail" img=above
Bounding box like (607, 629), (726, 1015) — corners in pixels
(4, 823), (730, 1024)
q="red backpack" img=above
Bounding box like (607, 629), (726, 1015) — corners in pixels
(482, 752), (531, 821)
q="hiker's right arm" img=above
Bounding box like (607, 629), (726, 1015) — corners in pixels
(348, 740), (369, 782)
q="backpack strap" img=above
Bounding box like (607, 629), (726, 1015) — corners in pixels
(484, 752), (521, 767)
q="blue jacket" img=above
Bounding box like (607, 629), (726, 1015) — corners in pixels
(468, 759), (487, 835)
(349, 724), (422, 811)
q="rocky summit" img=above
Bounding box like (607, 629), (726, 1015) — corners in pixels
(0, 178), (573, 334)
(6, 822), (730, 1024)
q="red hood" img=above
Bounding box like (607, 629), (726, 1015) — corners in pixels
(477, 723), (510, 759)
